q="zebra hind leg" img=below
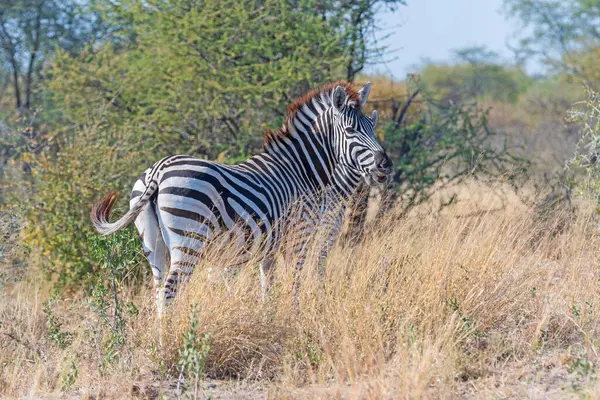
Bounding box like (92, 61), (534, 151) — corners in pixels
(163, 261), (197, 306)
(162, 235), (204, 306)
(158, 210), (209, 308)
(134, 204), (170, 316)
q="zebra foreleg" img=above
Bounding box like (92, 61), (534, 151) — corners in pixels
(291, 255), (307, 310)
(289, 219), (340, 308)
(316, 208), (343, 276)
(317, 231), (336, 275)
(284, 217), (318, 309)
(288, 244), (310, 310)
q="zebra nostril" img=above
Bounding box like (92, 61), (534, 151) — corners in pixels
(375, 151), (392, 171)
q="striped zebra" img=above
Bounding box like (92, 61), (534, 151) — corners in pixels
(91, 81), (393, 314)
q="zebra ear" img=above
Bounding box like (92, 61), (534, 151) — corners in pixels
(332, 86), (346, 111)
(372, 110), (378, 127)
(358, 81), (372, 106)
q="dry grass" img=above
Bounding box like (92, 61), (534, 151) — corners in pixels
(2, 194), (600, 398)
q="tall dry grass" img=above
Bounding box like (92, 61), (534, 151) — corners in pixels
(1, 196), (600, 398)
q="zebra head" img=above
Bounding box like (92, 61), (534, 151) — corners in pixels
(331, 82), (393, 184)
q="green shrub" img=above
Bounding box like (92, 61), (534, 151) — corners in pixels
(14, 123), (146, 289)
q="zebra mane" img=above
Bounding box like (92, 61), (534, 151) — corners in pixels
(263, 80), (361, 149)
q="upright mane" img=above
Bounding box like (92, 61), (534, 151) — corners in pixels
(263, 81), (361, 148)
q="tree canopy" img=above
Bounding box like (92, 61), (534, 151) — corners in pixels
(504, 0), (600, 84)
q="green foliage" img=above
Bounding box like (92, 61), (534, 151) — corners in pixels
(87, 274), (127, 368)
(567, 356), (595, 377)
(503, 0), (600, 83)
(49, 0), (349, 159)
(42, 293), (73, 350)
(87, 230), (145, 369)
(11, 121), (146, 289)
(89, 227), (146, 284)
(177, 303), (213, 398)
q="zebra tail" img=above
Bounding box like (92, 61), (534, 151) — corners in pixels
(90, 188), (150, 236)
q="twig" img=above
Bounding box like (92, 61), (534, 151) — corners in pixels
(394, 88), (421, 129)
(177, 363), (185, 399)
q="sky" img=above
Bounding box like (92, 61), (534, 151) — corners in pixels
(371, 0), (537, 78)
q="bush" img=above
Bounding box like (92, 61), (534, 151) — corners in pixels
(569, 88), (600, 207)
(48, 0), (348, 160)
(12, 123), (145, 289)
(377, 77), (527, 215)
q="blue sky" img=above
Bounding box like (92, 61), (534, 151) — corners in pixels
(372, 0), (535, 78)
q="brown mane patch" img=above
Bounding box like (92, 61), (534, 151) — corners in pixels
(264, 81), (360, 148)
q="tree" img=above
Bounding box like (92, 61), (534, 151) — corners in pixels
(386, 88), (525, 213)
(313, 0), (406, 81)
(48, 0), (353, 159)
(340, 0), (405, 81)
(503, 0), (600, 84)
(0, 0), (104, 111)
(454, 46), (500, 65)
(418, 47), (533, 105)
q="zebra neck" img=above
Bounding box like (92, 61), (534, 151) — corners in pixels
(264, 104), (368, 200)
(265, 132), (335, 193)
(265, 112), (339, 190)
(330, 164), (364, 200)
(264, 138), (363, 203)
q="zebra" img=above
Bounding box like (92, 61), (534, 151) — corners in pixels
(91, 81), (393, 314)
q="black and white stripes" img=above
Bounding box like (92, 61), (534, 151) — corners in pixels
(91, 81), (393, 313)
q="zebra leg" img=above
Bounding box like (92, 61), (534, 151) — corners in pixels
(291, 252), (308, 310)
(317, 217), (341, 276)
(162, 238), (205, 306)
(162, 256), (197, 306)
(288, 209), (343, 307)
(259, 257), (275, 302)
(285, 237), (310, 310)
(155, 194), (213, 308)
(133, 203), (170, 315)
(282, 211), (316, 309)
